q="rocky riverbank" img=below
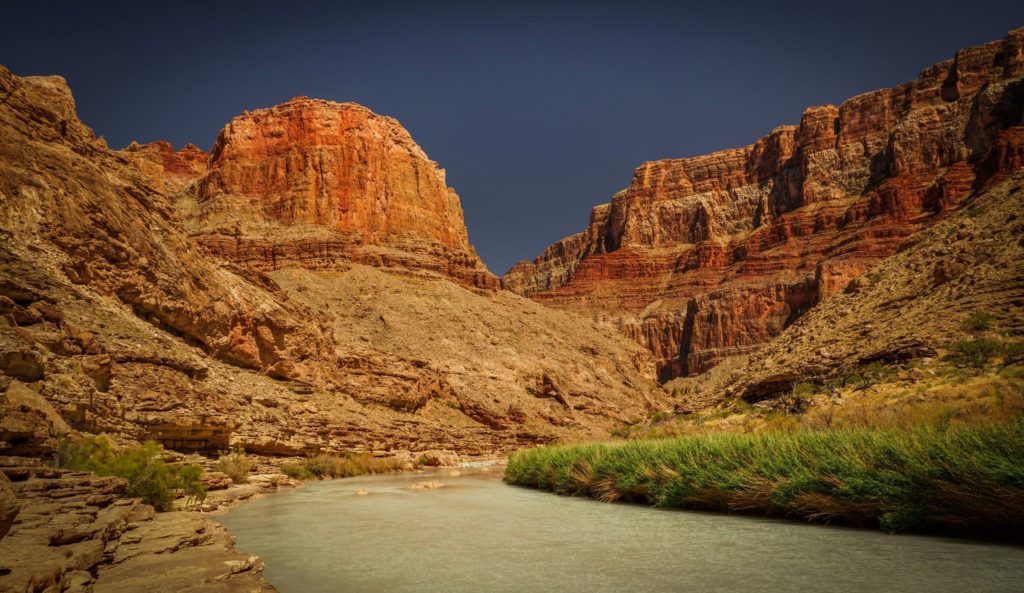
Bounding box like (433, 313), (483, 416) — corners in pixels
(0, 450), (507, 593)
(0, 456), (278, 593)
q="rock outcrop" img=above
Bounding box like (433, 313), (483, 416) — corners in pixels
(183, 98), (499, 289)
(505, 28), (1024, 379)
(123, 140), (208, 192)
(0, 458), (276, 593)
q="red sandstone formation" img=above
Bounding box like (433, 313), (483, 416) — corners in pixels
(186, 98), (499, 289)
(505, 28), (1024, 379)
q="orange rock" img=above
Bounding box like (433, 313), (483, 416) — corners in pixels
(189, 98), (499, 289)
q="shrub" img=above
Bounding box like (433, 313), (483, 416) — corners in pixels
(962, 312), (996, 333)
(947, 338), (1003, 370)
(303, 452), (403, 479)
(215, 447), (254, 484)
(280, 463), (315, 480)
(57, 436), (206, 511)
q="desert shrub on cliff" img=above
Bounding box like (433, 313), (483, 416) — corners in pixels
(215, 447), (254, 484)
(962, 311), (996, 332)
(505, 420), (1024, 540)
(57, 436), (206, 511)
(947, 338), (1003, 370)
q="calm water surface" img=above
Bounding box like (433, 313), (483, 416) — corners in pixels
(217, 469), (1023, 593)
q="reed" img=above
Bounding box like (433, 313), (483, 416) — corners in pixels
(505, 420), (1024, 539)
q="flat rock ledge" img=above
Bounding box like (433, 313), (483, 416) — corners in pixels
(0, 457), (276, 593)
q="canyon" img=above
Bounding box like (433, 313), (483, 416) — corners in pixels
(0, 23), (1023, 593)
(505, 27), (1024, 380)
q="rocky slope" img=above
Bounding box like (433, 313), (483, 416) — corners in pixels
(0, 64), (665, 463)
(672, 170), (1024, 409)
(505, 27), (1024, 379)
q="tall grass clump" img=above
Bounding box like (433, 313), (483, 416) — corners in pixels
(57, 435), (206, 511)
(505, 421), (1024, 540)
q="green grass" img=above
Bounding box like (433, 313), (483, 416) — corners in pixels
(505, 421), (1024, 540)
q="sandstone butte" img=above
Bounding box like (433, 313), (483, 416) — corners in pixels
(168, 97), (498, 290)
(504, 27), (1024, 380)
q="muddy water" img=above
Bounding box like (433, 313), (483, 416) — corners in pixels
(218, 469), (1023, 593)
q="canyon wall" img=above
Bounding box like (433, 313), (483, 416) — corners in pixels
(0, 65), (665, 459)
(505, 28), (1024, 379)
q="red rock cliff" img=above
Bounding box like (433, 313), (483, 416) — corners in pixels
(505, 28), (1024, 379)
(187, 98), (498, 289)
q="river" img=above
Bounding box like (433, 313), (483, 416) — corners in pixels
(217, 468), (1023, 593)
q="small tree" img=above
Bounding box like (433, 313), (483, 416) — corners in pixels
(947, 338), (1002, 371)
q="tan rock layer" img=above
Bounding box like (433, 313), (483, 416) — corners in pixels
(505, 28), (1024, 378)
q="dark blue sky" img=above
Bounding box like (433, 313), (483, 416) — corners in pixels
(3, 2), (1022, 274)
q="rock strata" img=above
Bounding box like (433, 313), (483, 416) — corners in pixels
(186, 98), (499, 289)
(505, 28), (1024, 378)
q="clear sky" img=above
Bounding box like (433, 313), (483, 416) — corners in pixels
(3, 1), (1022, 274)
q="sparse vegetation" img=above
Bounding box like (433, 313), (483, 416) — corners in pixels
(505, 420), (1024, 539)
(280, 463), (315, 480)
(215, 447), (254, 484)
(962, 311), (996, 333)
(57, 435), (206, 511)
(297, 452), (403, 480)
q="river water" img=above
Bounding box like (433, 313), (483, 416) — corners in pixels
(217, 468), (1023, 593)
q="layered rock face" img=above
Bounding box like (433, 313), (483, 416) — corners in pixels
(185, 98), (498, 289)
(678, 171), (1024, 408)
(0, 65), (665, 460)
(123, 140), (208, 192)
(505, 28), (1024, 378)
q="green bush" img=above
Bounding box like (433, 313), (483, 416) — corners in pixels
(962, 312), (996, 333)
(504, 420), (1024, 539)
(280, 463), (315, 480)
(215, 447), (254, 484)
(57, 436), (206, 511)
(947, 338), (1003, 370)
(303, 452), (402, 479)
